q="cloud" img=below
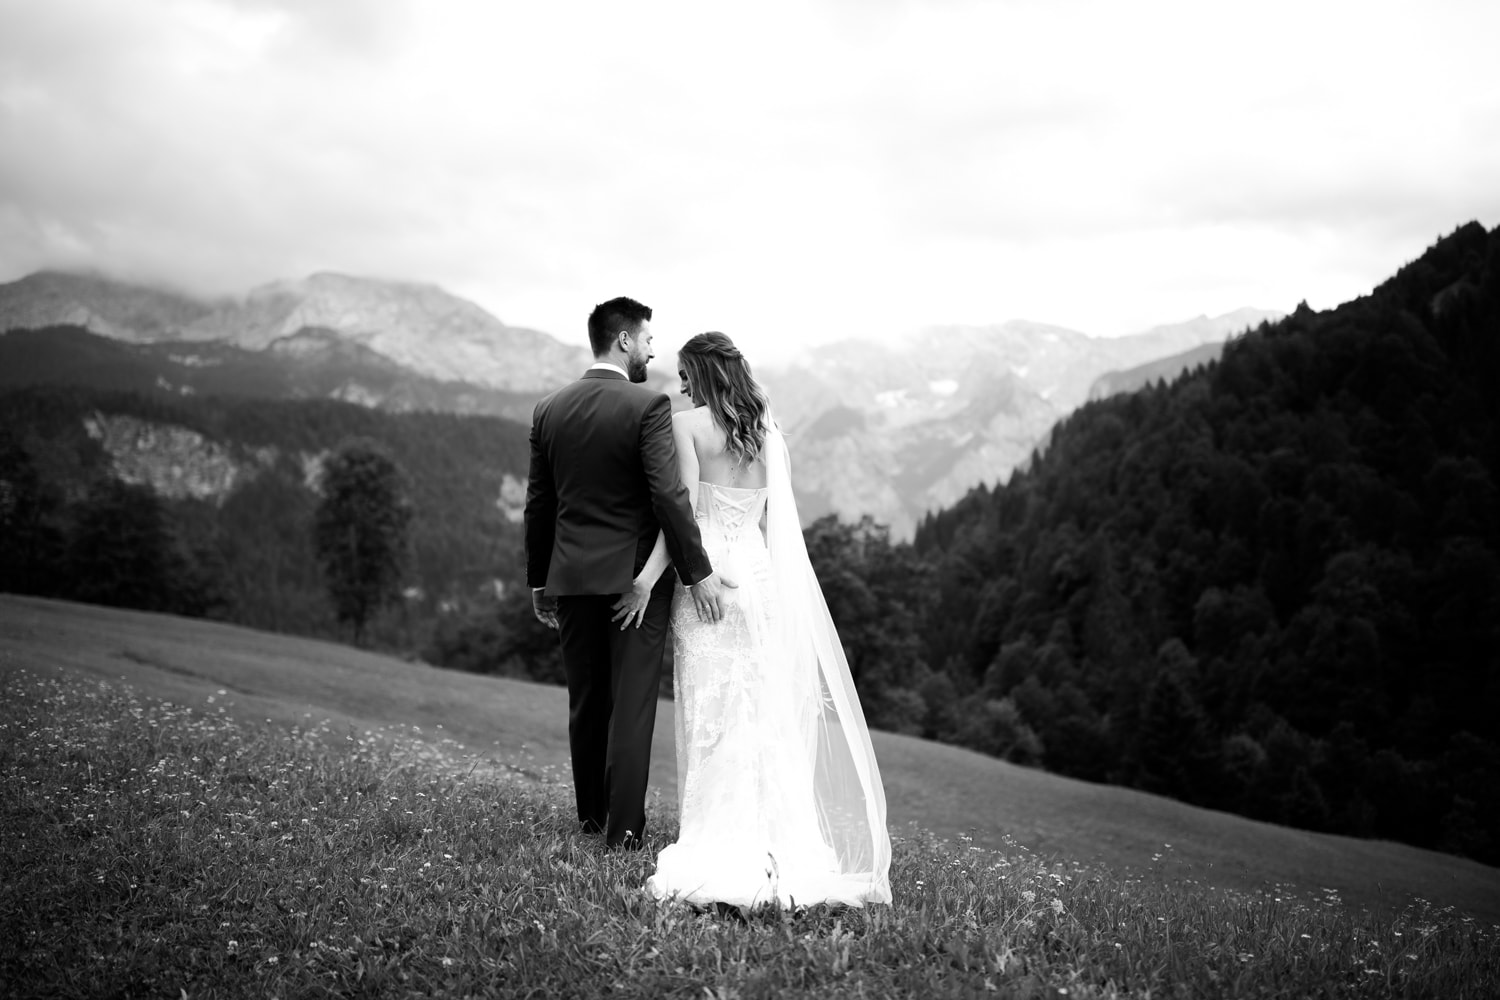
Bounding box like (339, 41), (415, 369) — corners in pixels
(1, 0), (1497, 357)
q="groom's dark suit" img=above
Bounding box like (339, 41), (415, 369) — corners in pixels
(524, 367), (712, 848)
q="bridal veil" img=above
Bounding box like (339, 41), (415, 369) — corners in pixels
(762, 419), (892, 904)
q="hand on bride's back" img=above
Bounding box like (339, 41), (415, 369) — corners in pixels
(689, 571), (738, 623)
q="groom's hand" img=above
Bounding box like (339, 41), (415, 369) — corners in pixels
(531, 588), (559, 630)
(689, 571), (738, 623)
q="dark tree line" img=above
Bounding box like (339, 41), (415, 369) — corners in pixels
(0, 435), (225, 619)
(886, 221), (1499, 862)
(0, 388), (530, 647)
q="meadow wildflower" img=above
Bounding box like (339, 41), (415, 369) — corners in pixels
(3, 668), (1496, 1000)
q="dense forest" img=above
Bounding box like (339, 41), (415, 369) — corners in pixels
(0, 388), (533, 647)
(2, 221), (1496, 865)
(888, 221), (1498, 862)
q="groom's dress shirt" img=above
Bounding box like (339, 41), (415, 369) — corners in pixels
(524, 367), (711, 597)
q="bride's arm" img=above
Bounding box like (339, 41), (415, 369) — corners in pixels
(673, 411), (701, 501)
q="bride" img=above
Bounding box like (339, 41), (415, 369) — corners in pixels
(613, 331), (891, 909)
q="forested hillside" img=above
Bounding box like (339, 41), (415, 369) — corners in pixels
(0, 388), (532, 646)
(902, 222), (1499, 862)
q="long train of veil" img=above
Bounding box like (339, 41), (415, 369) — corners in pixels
(762, 418), (892, 904)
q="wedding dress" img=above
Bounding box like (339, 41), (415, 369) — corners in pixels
(645, 425), (891, 908)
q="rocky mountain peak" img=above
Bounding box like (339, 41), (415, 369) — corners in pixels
(0, 270), (216, 342)
(760, 309), (1283, 538)
(180, 271), (589, 390)
(0, 269), (590, 393)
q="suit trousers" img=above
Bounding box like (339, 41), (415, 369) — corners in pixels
(555, 584), (673, 848)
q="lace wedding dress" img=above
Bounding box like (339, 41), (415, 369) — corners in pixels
(645, 427), (891, 909)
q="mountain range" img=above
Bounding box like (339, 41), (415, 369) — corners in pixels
(759, 309), (1281, 536)
(0, 270), (586, 392)
(0, 269), (1280, 537)
(0, 324), (547, 421)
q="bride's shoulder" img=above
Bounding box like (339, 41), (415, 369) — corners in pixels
(671, 406), (709, 445)
(672, 406), (713, 432)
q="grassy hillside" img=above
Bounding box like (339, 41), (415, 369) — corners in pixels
(5, 608), (1496, 998)
(4, 594), (1496, 928)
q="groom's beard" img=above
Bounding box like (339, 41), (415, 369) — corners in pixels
(627, 358), (649, 383)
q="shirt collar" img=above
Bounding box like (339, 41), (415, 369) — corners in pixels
(589, 361), (628, 378)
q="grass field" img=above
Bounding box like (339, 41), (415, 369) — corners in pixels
(3, 594), (1499, 997)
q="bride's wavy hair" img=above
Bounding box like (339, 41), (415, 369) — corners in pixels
(678, 332), (770, 465)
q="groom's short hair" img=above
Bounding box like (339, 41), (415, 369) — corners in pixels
(588, 297), (653, 357)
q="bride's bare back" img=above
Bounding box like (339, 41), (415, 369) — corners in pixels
(672, 406), (768, 489)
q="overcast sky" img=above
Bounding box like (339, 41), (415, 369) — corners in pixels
(1, 0), (1497, 363)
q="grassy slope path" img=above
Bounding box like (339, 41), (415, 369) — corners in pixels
(3, 593), (1496, 924)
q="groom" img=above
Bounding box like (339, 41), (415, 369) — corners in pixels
(524, 296), (730, 849)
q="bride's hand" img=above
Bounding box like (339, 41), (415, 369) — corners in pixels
(611, 578), (654, 630)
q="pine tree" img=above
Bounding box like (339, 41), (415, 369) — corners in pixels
(312, 439), (413, 645)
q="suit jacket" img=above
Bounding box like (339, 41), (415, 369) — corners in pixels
(524, 369), (712, 596)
